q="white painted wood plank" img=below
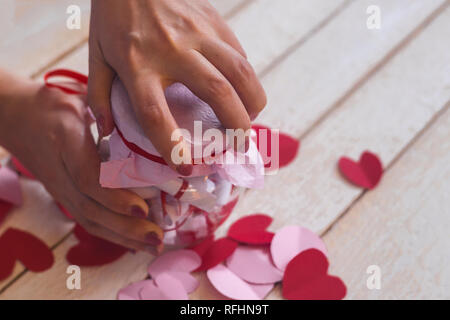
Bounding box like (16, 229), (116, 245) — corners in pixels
(0, 0), (246, 290)
(208, 0), (249, 17)
(323, 106), (450, 299)
(0, 1), (351, 299)
(4, 1), (449, 299)
(0, 0), (243, 78)
(227, 0), (349, 73)
(0, 0), (90, 77)
(0, 180), (75, 290)
(218, 0), (450, 236)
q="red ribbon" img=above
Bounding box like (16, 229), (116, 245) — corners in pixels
(44, 69), (88, 95)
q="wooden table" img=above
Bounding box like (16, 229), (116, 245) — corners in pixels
(0, 0), (449, 299)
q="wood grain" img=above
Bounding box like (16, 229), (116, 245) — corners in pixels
(227, 0), (349, 73)
(323, 104), (450, 299)
(208, 0), (251, 18)
(0, 1), (350, 298)
(1, 0), (449, 299)
(0, 0), (90, 78)
(0, 0), (246, 291)
(220, 0), (450, 236)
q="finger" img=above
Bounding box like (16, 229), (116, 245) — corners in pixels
(216, 23), (247, 59)
(74, 194), (164, 250)
(119, 72), (193, 175)
(174, 50), (251, 151)
(75, 214), (161, 254)
(200, 39), (267, 120)
(61, 121), (151, 219)
(88, 44), (116, 138)
(43, 158), (163, 253)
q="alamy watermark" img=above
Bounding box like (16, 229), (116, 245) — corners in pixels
(367, 5), (381, 30)
(66, 5), (81, 30)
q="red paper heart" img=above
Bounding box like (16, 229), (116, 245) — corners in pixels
(194, 237), (238, 271)
(338, 151), (383, 189)
(282, 249), (346, 300)
(227, 214), (274, 245)
(0, 228), (54, 280)
(11, 157), (35, 180)
(66, 224), (128, 267)
(190, 235), (215, 257)
(0, 200), (14, 226)
(252, 124), (300, 170)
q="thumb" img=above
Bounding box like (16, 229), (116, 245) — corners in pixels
(88, 52), (115, 139)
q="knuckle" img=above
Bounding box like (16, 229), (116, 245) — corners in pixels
(207, 77), (233, 100)
(121, 31), (145, 51)
(234, 58), (254, 83)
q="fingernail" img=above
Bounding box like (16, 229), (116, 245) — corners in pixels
(145, 232), (162, 246)
(176, 164), (193, 176)
(96, 115), (105, 138)
(131, 205), (147, 218)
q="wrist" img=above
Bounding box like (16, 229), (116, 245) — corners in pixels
(0, 71), (38, 149)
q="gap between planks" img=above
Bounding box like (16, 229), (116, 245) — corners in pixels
(0, 0), (253, 293)
(28, 0), (251, 79)
(4, 0), (449, 298)
(0, 0), (352, 297)
(314, 0), (450, 237)
(321, 99), (450, 238)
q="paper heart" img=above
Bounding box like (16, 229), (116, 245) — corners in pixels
(140, 273), (188, 300)
(0, 200), (14, 226)
(0, 228), (54, 281)
(282, 249), (346, 300)
(147, 249), (201, 293)
(207, 264), (273, 300)
(117, 279), (153, 300)
(194, 237), (238, 271)
(190, 234), (215, 256)
(270, 225), (327, 271)
(226, 245), (282, 284)
(11, 157), (35, 180)
(338, 151), (383, 189)
(252, 124), (300, 170)
(66, 224), (128, 267)
(227, 214), (274, 245)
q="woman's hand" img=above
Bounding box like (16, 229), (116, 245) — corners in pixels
(0, 72), (163, 254)
(89, 0), (267, 174)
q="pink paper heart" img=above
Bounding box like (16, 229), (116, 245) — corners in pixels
(117, 280), (153, 300)
(270, 225), (327, 271)
(147, 249), (201, 293)
(140, 274), (188, 300)
(206, 264), (273, 300)
(226, 246), (282, 284)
